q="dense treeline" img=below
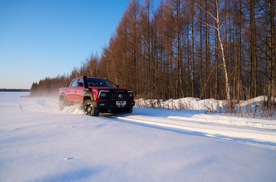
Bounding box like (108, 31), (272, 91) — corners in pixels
(31, 0), (275, 105)
(0, 89), (30, 92)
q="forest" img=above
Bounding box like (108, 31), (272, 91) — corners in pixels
(31, 0), (275, 107)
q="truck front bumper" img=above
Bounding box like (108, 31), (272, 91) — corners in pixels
(92, 101), (135, 112)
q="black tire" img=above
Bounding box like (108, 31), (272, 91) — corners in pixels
(59, 96), (66, 110)
(83, 100), (99, 116)
(126, 107), (133, 113)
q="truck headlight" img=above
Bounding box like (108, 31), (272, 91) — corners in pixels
(98, 90), (109, 99)
(127, 91), (134, 98)
(100, 92), (107, 97)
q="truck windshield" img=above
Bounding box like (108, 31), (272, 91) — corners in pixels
(85, 78), (117, 88)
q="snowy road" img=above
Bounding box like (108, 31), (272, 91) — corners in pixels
(1, 92), (276, 182)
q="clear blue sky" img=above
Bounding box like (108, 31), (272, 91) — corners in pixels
(0, 0), (158, 89)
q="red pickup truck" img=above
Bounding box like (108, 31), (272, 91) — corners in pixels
(58, 76), (135, 116)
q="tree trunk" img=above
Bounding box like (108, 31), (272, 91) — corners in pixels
(200, 0), (203, 99)
(269, 0), (275, 107)
(192, 0), (195, 98)
(215, 0), (231, 104)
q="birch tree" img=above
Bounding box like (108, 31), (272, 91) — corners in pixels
(195, 0), (231, 104)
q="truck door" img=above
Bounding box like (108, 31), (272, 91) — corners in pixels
(74, 79), (84, 102)
(67, 79), (78, 100)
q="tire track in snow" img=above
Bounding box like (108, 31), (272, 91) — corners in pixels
(103, 115), (276, 146)
(168, 116), (276, 130)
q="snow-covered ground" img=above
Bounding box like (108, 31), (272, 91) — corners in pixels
(1, 92), (276, 182)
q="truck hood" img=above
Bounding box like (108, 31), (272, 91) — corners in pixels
(88, 86), (129, 92)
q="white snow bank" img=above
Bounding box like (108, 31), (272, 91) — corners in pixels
(135, 96), (276, 118)
(238, 95), (275, 107)
(135, 97), (226, 111)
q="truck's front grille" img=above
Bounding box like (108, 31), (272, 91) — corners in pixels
(110, 93), (129, 101)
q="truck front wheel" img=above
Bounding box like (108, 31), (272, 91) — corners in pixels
(126, 107), (133, 113)
(83, 100), (99, 116)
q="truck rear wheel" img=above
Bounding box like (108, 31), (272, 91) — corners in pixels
(59, 96), (66, 110)
(83, 100), (99, 116)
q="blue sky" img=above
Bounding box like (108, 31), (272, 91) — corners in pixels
(0, 0), (158, 89)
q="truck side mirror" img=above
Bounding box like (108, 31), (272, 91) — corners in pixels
(76, 82), (83, 87)
(116, 85), (120, 88)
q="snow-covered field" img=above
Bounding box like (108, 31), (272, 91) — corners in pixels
(1, 92), (276, 182)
